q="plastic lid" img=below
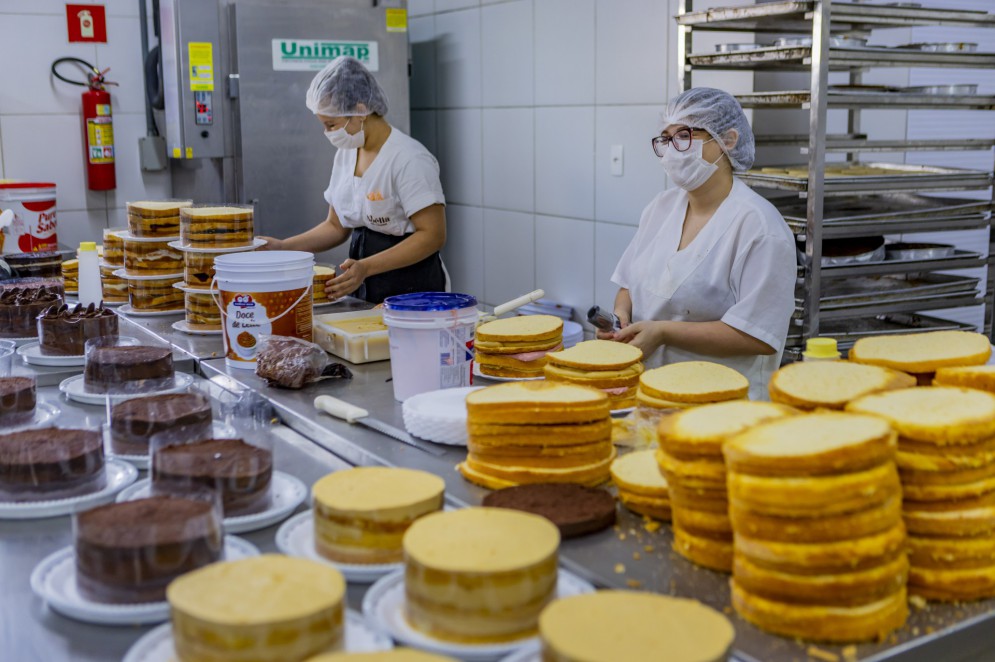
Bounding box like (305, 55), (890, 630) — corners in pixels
(0, 181), (56, 189)
(803, 337), (840, 358)
(79, 242), (97, 252)
(383, 292), (478, 311)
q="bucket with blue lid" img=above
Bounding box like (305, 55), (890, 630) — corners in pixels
(382, 292), (478, 401)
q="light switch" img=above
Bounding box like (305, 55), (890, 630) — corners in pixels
(610, 144), (624, 177)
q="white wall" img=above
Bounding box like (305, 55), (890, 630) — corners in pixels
(0, 0), (170, 251)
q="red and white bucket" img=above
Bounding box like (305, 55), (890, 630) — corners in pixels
(0, 182), (58, 254)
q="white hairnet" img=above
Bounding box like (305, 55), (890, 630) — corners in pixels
(305, 56), (389, 117)
(660, 88), (755, 171)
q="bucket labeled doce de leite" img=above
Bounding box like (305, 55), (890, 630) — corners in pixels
(383, 292), (478, 402)
(0, 182), (58, 254)
(212, 251), (314, 368)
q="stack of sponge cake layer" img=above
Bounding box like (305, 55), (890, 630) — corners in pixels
(848, 386), (995, 602)
(544, 340), (643, 410)
(724, 413), (909, 642)
(656, 401), (795, 572)
(458, 381), (614, 489)
(637, 361), (748, 412)
(610, 450), (671, 521)
(475, 315), (563, 379)
(770, 360), (915, 410)
(849, 330), (991, 386)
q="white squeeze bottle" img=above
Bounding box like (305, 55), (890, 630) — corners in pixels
(802, 337), (841, 361)
(77, 241), (102, 306)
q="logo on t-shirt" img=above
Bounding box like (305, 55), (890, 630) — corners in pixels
(367, 214), (391, 226)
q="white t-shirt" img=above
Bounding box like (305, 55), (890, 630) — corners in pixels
(611, 179), (797, 400)
(323, 127), (445, 236)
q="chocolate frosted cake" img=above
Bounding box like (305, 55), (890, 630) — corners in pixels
(0, 279), (63, 337)
(110, 393), (213, 455)
(0, 427), (104, 495)
(153, 438), (273, 514)
(84, 345), (174, 393)
(4, 251), (63, 279)
(38, 302), (119, 356)
(75, 495), (223, 603)
(0, 376), (36, 423)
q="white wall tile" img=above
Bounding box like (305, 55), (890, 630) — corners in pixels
(441, 205), (484, 296)
(534, 0), (595, 106)
(408, 0), (435, 17)
(103, 0), (141, 17)
(0, 114), (107, 211)
(483, 209), (534, 306)
(95, 17), (148, 115)
(0, 130), (4, 179)
(436, 109), (482, 206)
(410, 111), (438, 157)
(0, 15), (97, 115)
(535, 215), (594, 316)
(535, 106), (594, 219)
(595, 105), (664, 225)
(105, 113), (172, 207)
(482, 108), (533, 212)
(436, 0), (479, 11)
(410, 16), (437, 110)
(594, 222), (636, 311)
(481, 0), (533, 107)
(594, 0), (670, 105)
(435, 8), (481, 108)
(57, 208), (109, 251)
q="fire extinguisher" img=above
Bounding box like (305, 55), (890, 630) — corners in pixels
(51, 57), (118, 191)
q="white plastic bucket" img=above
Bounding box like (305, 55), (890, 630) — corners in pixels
(212, 251), (314, 369)
(0, 182), (57, 254)
(382, 292), (479, 402)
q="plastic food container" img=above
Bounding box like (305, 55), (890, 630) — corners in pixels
(180, 205), (254, 249)
(102, 228), (126, 266)
(184, 290), (221, 330)
(126, 200), (192, 238)
(314, 310), (390, 364)
(122, 232), (183, 275)
(99, 263), (129, 303)
(117, 271), (183, 311)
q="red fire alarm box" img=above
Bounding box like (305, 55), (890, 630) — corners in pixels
(66, 4), (107, 43)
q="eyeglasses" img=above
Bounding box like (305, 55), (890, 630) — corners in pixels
(651, 127), (706, 157)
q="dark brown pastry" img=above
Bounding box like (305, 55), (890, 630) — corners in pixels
(110, 393), (213, 455)
(482, 483), (617, 538)
(38, 302), (119, 356)
(83, 345), (174, 393)
(0, 427), (104, 493)
(0, 279), (63, 337)
(3, 251), (63, 279)
(75, 495), (222, 603)
(0, 377), (36, 421)
(152, 438), (273, 514)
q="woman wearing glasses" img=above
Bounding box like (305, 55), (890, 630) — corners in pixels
(603, 88), (795, 400)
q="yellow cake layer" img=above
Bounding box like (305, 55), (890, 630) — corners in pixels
(610, 449), (669, 497)
(476, 315), (563, 343)
(907, 534), (995, 570)
(847, 386), (995, 445)
(617, 490), (672, 521)
(467, 419), (612, 444)
(933, 364), (995, 393)
(466, 382), (610, 424)
(545, 339), (643, 371)
(769, 361), (915, 411)
(908, 564), (995, 602)
(673, 505), (733, 540)
(635, 391), (699, 411)
(305, 651), (459, 662)
(673, 524), (733, 572)
(903, 505), (995, 538)
(168, 555), (345, 662)
(657, 449), (727, 488)
(463, 448), (615, 485)
(729, 496), (902, 544)
(734, 523), (906, 574)
(639, 361), (749, 404)
(657, 400), (796, 459)
(849, 330), (990, 374)
(468, 443), (612, 469)
(312, 468), (444, 522)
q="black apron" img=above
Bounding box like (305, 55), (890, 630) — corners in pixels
(348, 227), (447, 304)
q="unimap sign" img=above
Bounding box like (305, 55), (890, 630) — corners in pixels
(272, 39), (379, 72)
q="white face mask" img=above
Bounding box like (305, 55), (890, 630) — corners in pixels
(324, 117), (366, 150)
(660, 137), (722, 191)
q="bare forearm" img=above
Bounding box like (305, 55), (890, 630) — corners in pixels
(281, 220), (350, 253)
(613, 289), (632, 324)
(360, 229), (442, 278)
(660, 320), (775, 357)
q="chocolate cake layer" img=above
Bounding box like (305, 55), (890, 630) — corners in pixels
(0, 427), (104, 491)
(152, 438), (273, 514)
(110, 393), (212, 455)
(0, 377), (36, 419)
(38, 302), (119, 356)
(482, 483), (617, 538)
(0, 280), (63, 338)
(84, 346), (173, 393)
(75, 495), (223, 603)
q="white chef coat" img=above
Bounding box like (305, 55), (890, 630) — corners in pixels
(323, 126), (446, 236)
(611, 178), (796, 400)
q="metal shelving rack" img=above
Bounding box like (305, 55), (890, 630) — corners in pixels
(676, 0), (995, 359)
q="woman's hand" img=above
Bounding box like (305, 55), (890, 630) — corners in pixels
(594, 311), (630, 340)
(327, 258), (369, 299)
(256, 236), (283, 251)
(613, 320), (667, 359)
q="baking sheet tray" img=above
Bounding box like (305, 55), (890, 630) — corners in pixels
(786, 313), (977, 346)
(798, 249), (985, 278)
(687, 46), (995, 70)
(736, 89), (995, 110)
(739, 162), (993, 194)
(796, 273), (981, 307)
(777, 194), (992, 223)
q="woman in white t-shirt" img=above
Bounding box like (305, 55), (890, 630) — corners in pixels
(259, 57), (447, 303)
(603, 88), (796, 400)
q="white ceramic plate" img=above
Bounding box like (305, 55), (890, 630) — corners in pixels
(501, 642), (541, 662)
(171, 320), (222, 336)
(112, 268), (183, 282)
(117, 471), (307, 534)
(275, 510), (403, 584)
(472, 364), (544, 382)
(2, 401), (60, 431)
(101, 299), (127, 307)
(0, 459), (138, 520)
(18, 336), (140, 367)
(5, 336), (38, 347)
(117, 304), (183, 317)
(123, 610), (390, 662)
(59, 373), (195, 406)
(312, 300), (341, 309)
(402, 386), (483, 446)
(30, 536), (259, 626)
(166, 237), (266, 253)
(363, 569), (595, 662)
